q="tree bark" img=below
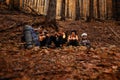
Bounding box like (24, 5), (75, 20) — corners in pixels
(46, 0), (56, 22)
(9, 0), (20, 10)
(89, 0), (94, 20)
(111, 0), (116, 19)
(22, 0), (115, 21)
(46, 0), (58, 30)
(66, 0), (69, 18)
(60, 0), (66, 20)
(80, 0), (83, 19)
(97, 0), (100, 18)
(75, 0), (80, 20)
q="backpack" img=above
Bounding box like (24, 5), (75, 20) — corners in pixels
(23, 25), (39, 49)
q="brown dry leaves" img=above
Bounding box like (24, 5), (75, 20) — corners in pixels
(0, 10), (120, 80)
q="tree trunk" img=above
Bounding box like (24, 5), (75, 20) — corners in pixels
(97, 0), (100, 18)
(106, 0), (112, 19)
(80, 0), (83, 19)
(44, 0), (49, 15)
(46, 0), (58, 30)
(112, 0), (117, 20)
(66, 0), (69, 18)
(89, 0), (94, 20)
(75, 0), (80, 20)
(60, 0), (65, 20)
(23, 0), (115, 21)
(83, 0), (89, 21)
(35, 0), (38, 9)
(115, 0), (120, 20)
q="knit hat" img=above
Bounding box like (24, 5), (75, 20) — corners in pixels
(81, 33), (87, 37)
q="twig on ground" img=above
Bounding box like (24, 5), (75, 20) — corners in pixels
(108, 26), (120, 40)
(0, 23), (17, 32)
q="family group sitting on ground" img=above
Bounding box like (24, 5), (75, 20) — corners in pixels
(22, 25), (91, 49)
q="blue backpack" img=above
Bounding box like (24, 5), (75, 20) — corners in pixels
(23, 25), (39, 49)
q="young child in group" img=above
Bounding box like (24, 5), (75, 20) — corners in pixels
(67, 30), (79, 46)
(80, 33), (91, 48)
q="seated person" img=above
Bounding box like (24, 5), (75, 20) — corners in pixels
(44, 32), (52, 48)
(58, 29), (67, 46)
(51, 32), (61, 47)
(67, 30), (79, 46)
(38, 27), (48, 47)
(38, 28), (67, 48)
(38, 28), (55, 48)
(50, 30), (67, 48)
(39, 33), (46, 47)
(80, 33), (91, 48)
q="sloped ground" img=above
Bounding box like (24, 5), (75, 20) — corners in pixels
(0, 8), (120, 80)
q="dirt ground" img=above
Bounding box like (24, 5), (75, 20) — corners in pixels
(0, 6), (120, 80)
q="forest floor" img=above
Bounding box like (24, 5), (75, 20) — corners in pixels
(0, 5), (120, 80)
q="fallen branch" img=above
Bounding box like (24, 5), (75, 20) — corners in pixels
(108, 26), (120, 40)
(33, 70), (71, 76)
(0, 20), (33, 33)
(0, 73), (22, 80)
(0, 23), (17, 32)
(23, 4), (39, 15)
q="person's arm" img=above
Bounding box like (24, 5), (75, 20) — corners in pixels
(86, 40), (91, 45)
(76, 35), (79, 40)
(39, 34), (46, 41)
(39, 35), (42, 41)
(62, 33), (66, 39)
(72, 35), (78, 40)
(68, 35), (71, 42)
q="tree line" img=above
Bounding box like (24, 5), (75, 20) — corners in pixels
(23, 0), (114, 21)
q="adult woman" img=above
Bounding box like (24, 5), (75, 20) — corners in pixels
(67, 30), (79, 46)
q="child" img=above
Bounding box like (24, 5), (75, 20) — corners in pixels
(67, 30), (79, 46)
(80, 33), (91, 48)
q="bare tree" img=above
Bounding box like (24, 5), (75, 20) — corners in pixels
(9, 0), (20, 10)
(46, 0), (58, 30)
(60, 0), (66, 20)
(89, 0), (94, 20)
(97, 0), (100, 18)
(75, 0), (80, 20)
(66, 0), (69, 18)
(110, 0), (117, 20)
(80, 0), (83, 19)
